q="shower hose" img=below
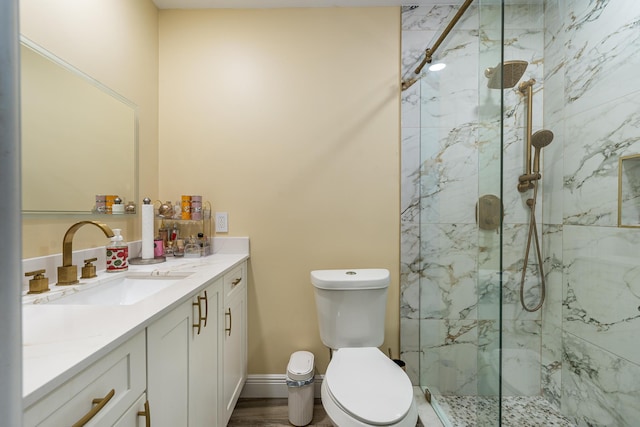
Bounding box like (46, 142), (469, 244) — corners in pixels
(520, 179), (546, 312)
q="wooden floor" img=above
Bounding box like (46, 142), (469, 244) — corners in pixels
(228, 398), (333, 426)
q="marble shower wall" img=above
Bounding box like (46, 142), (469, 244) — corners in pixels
(543, 0), (640, 425)
(402, 1), (640, 425)
(400, 3), (545, 398)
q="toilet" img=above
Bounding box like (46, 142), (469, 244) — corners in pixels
(311, 269), (418, 427)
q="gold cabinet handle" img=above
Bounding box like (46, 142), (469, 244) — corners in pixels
(137, 400), (151, 427)
(225, 307), (232, 337)
(231, 277), (241, 287)
(203, 290), (209, 327)
(71, 388), (115, 427)
(192, 293), (208, 334)
(193, 297), (203, 335)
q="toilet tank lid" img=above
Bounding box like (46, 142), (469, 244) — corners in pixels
(310, 269), (390, 290)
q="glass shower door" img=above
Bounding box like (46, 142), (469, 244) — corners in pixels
(416, 1), (504, 425)
(476, 1), (505, 425)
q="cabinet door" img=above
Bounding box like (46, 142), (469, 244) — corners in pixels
(146, 301), (191, 427)
(189, 280), (222, 427)
(222, 264), (247, 426)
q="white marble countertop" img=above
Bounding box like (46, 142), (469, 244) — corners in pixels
(22, 237), (249, 407)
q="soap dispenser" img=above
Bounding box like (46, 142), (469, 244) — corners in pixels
(106, 229), (129, 272)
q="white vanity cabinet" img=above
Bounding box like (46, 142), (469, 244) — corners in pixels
(146, 277), (222, 427)
(23, 331), (146, 427)
(23, 254), (249, 427)
(221, 263), (248, 426)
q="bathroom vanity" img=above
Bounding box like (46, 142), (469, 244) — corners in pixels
(22, 238), (249, 427)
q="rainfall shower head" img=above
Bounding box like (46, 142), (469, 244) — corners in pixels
(485, 60), (529, 89)
(531, 129), (554, 173)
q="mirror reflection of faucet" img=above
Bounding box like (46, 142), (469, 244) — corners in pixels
(56, 221), (114, 286)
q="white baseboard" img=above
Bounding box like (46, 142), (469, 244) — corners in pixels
(240, 374), (324, 399)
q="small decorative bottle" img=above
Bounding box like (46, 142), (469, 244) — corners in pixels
(106, 229), (129, 272)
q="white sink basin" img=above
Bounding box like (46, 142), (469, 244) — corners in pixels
(48, 272), (193, 306)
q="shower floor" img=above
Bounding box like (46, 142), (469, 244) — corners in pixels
(433, 395), (575, 427)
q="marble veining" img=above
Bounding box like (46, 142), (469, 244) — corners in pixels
(564, 0), (640, 115)
(402, 1), (640, 425)
(562, 332), (640, 426)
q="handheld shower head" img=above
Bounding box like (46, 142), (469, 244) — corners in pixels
(531, 129), (554, 173)
(485, 60), (529, 89)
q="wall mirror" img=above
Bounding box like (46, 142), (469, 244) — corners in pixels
(21, 37), (138, 214)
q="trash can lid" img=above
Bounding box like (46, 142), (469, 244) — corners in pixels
(287, 351), (315, 381)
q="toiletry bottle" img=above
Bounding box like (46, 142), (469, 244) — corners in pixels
(159, 225), (169, 253)
(170, 222), (179, 242)
(197, 232), (209, 256)
(154, 236), (165, 258)
(106, 229), (128, 272)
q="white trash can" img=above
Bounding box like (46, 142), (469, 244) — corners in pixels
(286, 351), (315, 426)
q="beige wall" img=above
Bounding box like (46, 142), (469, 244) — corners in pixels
(158, 8), (401, 374)
(20, 0), (159, 257)
(18, 3), (401, 376)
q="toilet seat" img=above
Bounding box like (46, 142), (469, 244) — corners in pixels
(324, 348), (413, 425)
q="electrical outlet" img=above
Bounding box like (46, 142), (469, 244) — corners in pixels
(215, 212), (228, 233)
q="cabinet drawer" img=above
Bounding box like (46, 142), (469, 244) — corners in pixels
(224, 264), (245, 299)
(24, 331), (146, 427)
(113, 393), (149, 427)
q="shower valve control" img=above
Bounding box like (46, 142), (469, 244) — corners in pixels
(476, 195), (503, 232)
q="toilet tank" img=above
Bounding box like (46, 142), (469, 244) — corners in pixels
(311, 269), (389, 349)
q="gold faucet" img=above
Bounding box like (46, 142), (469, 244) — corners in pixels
(57, 221), (115, 286)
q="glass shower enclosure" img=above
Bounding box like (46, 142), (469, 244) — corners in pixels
(402, 0), (640, 425)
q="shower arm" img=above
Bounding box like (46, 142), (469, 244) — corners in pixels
(517, 79), (538, 192)
(401, 0), (475, 91)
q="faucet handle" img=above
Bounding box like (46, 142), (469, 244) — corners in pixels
(25, 269), (49, 294)
(81, 258), (98, 279)
(25, 269), (46, 277)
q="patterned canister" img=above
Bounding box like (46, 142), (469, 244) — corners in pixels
(105, 195), (117, 214)
(181, 195), (192, 220)
(95, 195), (106, 213)
(191, 195), (202, 220)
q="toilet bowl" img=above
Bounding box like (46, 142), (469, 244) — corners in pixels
(321, 348), (417, 426)
(310, 269), (418, 427)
